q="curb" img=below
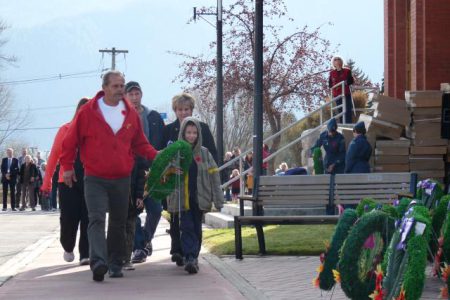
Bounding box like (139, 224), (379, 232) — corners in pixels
(0, 231), (58, 287)
(202, 253), (269, 300)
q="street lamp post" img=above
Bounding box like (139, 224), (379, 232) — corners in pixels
(193, 1), (224, 166)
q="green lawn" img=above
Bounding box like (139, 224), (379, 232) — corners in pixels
(203, 224), (336, 256)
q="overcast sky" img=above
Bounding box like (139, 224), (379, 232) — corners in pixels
(0, 0), (383, 152)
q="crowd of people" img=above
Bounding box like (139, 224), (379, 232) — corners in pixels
(1, 71), (224, 282)
(1, 148), (54, 211)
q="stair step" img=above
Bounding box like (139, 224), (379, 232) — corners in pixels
(205, 212), (234, 229)
(221, 203), (252, 216)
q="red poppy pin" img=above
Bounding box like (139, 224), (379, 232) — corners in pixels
(195, 156), (202, 163)
(121, 110), (127, 116)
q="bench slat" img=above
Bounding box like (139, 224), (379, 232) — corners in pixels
(263, 200), (328, 205)
(335, 199), (395, 204)
(334, 183), (409, 190)
(334, 173), (411, 184)
(259, 185), (330, 191)
(237, 215), (339, 225)
(335, 189), (407, 195)
(259, 190), (329, 196)
(335, 194), (397, 200)
(259, 175), (330, 185)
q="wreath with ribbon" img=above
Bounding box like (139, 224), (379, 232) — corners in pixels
(314, 198), (408, 292)
(416, 179), (444, 209)
(145, 140), (193, 201)
(338, 210), (395, 299)
(381, 204), (431, 300)
(315, 208), (358, 290)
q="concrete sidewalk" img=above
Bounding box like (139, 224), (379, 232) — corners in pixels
(0, 219), (245, 300)
(0, 213), (443, 299)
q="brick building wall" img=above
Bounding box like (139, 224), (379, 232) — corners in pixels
(385, 0), (450, 99)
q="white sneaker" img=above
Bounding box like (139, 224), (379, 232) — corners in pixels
(79, 258), (90, 266)
(63, 251), (75, 262)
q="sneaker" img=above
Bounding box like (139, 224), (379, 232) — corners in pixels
(19, 207), (25, 211)
(131, 250), (147, 264)
(31, 208), (36, 211)
(12, 208), (16, 211)
(92, 263), (108, 282)
(171, 253), (184, 266)
(79, 258), (90, 266)
(123, 262), (135, 271)
(108, 266), (124, 278)
(63, 251), (75, 262)
(2, 208), (6, 211)
(145, 242), (153, 257)
(184, 258), (199, 274)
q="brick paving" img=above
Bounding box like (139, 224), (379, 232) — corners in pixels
(0, 212), (444, 299)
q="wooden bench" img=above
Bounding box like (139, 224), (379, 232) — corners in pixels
(234, 172), (417, 259)
(334, 173), (416, 206)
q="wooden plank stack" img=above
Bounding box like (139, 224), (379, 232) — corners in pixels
(358, 95), (411, 173)
(374, 139), (410, 172)
(406, 91), (446, 181)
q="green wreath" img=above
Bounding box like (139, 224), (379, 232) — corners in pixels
(312, 147), (324, 175)
(339, 210), (395, 299)
(382, 205), (431, 300)
(318, 209), (358, 290)
(431, 195), (450, 257)
(416, 179), (444, 209)
(145, 140), (193, 201)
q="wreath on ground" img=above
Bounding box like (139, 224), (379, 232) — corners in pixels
(416, 179), (444, 209)
(431, 195), (450, 262)
(381, 204), (431, 300)
(145, 140), (192, 201)
(338, 210), (395, 299)
(314, 198), (408, 292)
(315, 208), (358, 290)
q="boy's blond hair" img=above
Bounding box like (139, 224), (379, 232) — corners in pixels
(172, 92), (195, 112)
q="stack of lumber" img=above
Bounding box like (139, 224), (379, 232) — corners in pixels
(374, 139), (410, 172)
(406, 91), (446, 181)
(358, 95), (411, 172)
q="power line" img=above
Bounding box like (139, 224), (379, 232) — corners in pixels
(9, 104), (76, 113)
(0, 126), (60, 132)
(0, 69), (108, 86)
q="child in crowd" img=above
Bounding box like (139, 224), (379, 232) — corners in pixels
(167, 117), (223, 274)
(230, 169), (241, 201)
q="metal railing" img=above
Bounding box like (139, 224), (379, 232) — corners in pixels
(219, 82), (379, 193)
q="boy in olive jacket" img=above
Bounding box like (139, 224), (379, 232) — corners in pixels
(167, 117), (223, 274)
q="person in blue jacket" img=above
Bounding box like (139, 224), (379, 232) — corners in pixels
(310, 118), (346, 174)
(345, 121), (372, 173)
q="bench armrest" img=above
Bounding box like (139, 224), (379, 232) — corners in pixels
(238, 195), (257, 202)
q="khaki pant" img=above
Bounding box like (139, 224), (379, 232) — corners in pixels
(21, 182), (35, 209)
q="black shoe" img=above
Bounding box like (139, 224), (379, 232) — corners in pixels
(2, 208), (6, 211)
(184, 258), (199, 274)
(145, 242), (153, 257)
(109, 269), (123, 278)
(12, 208), (16, 211)
(31, 208), (36, 211)
(92, 263), (108, 282)
(171, 253), (184, 266)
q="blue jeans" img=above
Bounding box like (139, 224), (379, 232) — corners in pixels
(180, 203), (203, 259)
(133, 196), (162, 251)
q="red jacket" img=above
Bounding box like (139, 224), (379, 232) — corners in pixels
(329, 67), (353, 97)
(41, 123), (70, 192)
(60, 91), (158, 179)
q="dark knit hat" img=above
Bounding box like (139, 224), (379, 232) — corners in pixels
(353, 121), (366, 135)
(327, 118), (337, 132)
(125, 81), (142, 93)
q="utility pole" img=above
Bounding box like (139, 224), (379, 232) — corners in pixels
(98, 47), (129, 70)
(193, 1), (224, 166)
(253, 0), (263, 195)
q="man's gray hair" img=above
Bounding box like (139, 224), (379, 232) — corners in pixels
(102, 70), (124, 86)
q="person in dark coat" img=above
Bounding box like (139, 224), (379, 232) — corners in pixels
(345, 121), (372, 173)
(311, 118), (346, 174)
(161, 92), (218, 267)
(1, 148), (19, 211)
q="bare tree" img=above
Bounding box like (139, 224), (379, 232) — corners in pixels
(0, 21), (29, 149)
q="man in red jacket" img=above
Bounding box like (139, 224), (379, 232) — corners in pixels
(60, 70), (158, 282)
